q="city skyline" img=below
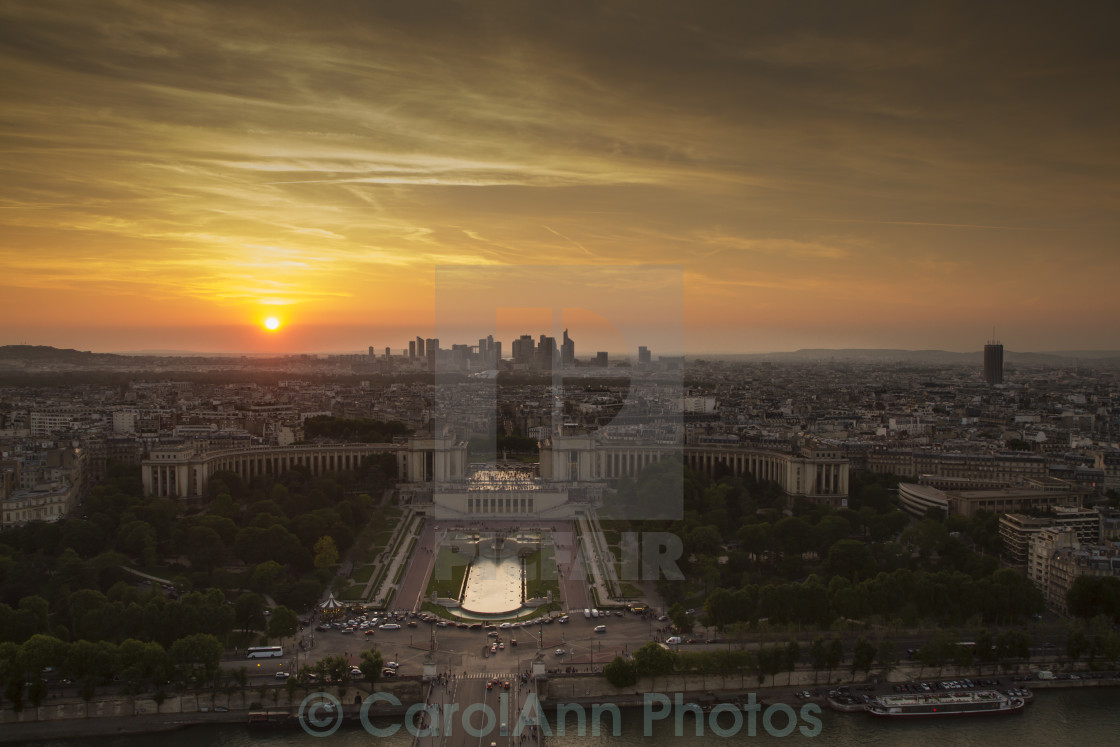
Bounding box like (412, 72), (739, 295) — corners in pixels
(2, 2), (1119, 355)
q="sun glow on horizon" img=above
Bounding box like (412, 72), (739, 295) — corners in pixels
(264, 317), (281, 331)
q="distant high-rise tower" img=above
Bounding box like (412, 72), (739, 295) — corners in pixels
(638, 346), (651, 364)
(561, 329), (575, 367)
(425, 338), (438, 371)
(984, 337), (1004, 385)
(409, 340), (416, 360)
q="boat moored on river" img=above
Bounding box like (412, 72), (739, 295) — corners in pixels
(866, 689), (1025, 718)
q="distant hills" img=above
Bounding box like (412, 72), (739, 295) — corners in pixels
(0, 345), (126, 361)
(716, 349), (1120, 366)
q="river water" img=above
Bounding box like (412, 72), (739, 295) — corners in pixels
(25, 687), (1120, 746)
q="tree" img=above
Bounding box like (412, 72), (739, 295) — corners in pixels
(185, 526), (228, 577)
(314, 536), (339, 570)
(825, 637), (843, 683)
(604, 656), (638, 688)
(358, 647), (383, 684)
(249, 561), (285, 594)
(668, 602), (691, 634)
(827, 540), (877, 582)
(852, 636), (876, 676)
(234, 593), (267, 632)
(784, 640), (801, 686)
(168, 634), (224, 687)
(315, 655), (352, 686)
(267, 606), (299, 641)
(809, 637), (828, 683)
(632, 641), (676, 685)
(876, 639), (898, 672)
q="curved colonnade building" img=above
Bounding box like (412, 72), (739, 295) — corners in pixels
(143, 435), (849, 507)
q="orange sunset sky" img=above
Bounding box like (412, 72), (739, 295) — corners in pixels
(1, 1), (1118, 355)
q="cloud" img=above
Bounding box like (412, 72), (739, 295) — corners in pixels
(0, 1), (1118, 349)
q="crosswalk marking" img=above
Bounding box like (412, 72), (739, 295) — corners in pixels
(462, 672), (515, 679)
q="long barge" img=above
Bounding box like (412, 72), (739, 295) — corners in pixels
(866, 689), (1025, 718)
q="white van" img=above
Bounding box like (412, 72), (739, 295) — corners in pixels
(379, 623), (401, 631)
(584, 608), (591, 619)
(591, 609), (599, 618)
(665, 636), (682, 645)
(594, 625), (607, 633)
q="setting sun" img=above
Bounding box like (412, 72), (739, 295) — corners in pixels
(264, 317), (281, 331)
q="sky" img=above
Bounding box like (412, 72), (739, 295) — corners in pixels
(1, 0), (1118, 355)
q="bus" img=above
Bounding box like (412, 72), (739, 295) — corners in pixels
(246, 646), (284, 659)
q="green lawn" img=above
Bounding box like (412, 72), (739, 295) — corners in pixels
(351, 564), (376, 584)
(523, 544), (561, 601)
(425, 546), (471, 600)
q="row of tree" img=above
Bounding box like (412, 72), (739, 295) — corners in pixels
(605, 627), (1050, 691)
(0, 586), (300, 650)
(0, 633), (224, 712)
(701, 567), (1043, 630)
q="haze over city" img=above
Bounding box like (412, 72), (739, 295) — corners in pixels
(1, 1), (1118, 355)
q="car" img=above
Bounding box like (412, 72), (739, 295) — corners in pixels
(555, 648), (565, 656)
(341, 627), (355, 633)
(385, 662), (399, 670)
(657, 615), (669, 622)
(502, 680), (510, 689)
(350, 667), (363, 676)
(382, 668), (397, 677)
(558, 615), (569, 624)
(469, 623), (483, 630)
(380, 623), (401, 631)
(214, 706), (229, 713)
(490, 644), (498, 653)
(487, 631), (499, 638)
(500, 622), (512, 629)
(487, 680), (494, 690)
(274, 671), (291, 679)
(498, 642), (505, 650)
(364, 630), (376, 636)
(594, 625), (607, 633)
(437, 621), (448, 628)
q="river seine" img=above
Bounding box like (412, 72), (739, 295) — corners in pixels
(25, 688), (1120, 747)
